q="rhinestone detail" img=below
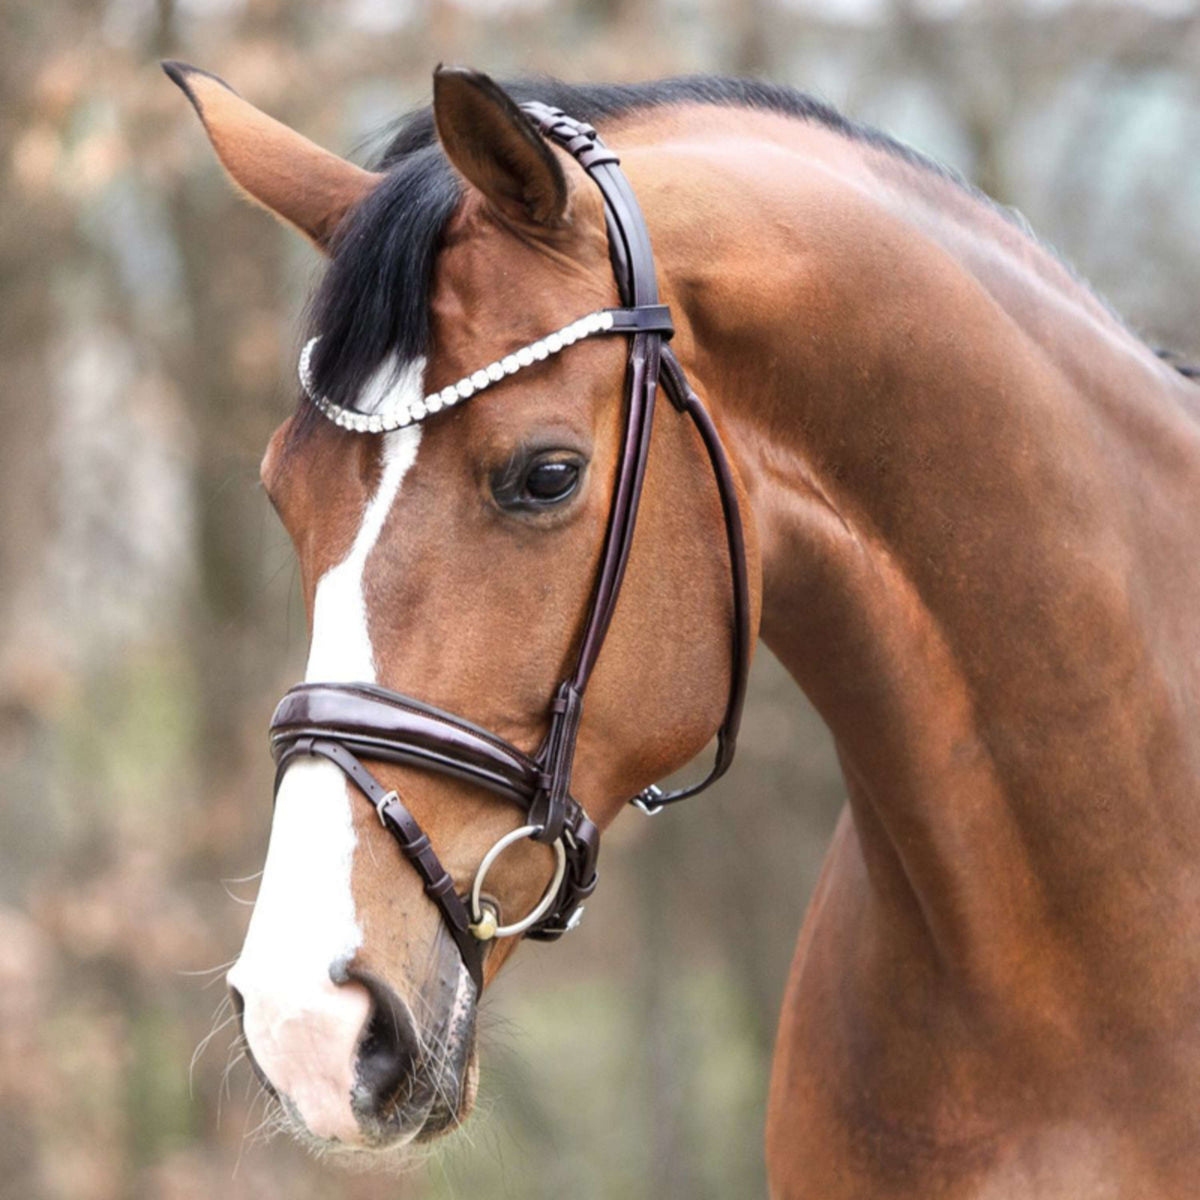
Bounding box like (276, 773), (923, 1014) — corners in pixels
(298, 309), (619, 435)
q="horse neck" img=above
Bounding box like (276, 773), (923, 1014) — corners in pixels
(632, 117), (1200, 993)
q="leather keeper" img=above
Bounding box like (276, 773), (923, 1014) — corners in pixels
(605, 305), (675, 337)
(530, 682), (584, 843)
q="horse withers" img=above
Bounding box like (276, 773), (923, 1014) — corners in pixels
(169, 61), (1200, 1196)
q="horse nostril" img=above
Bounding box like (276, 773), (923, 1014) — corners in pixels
(352, 976), (422, 1118)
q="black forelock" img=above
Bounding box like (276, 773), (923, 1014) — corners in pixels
(305, 143), (461, 416)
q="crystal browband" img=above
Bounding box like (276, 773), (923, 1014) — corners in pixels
(299, 308), (636, 434)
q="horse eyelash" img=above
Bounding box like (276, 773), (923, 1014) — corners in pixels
(493, 445), (536, 494)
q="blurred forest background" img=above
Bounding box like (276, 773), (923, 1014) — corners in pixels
(2, 0), (1199, 1196)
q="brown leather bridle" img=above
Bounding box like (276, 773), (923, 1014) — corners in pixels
(268, 104), (752, 994)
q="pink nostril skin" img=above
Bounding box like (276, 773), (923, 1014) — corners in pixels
(228, 967), (372, 1143)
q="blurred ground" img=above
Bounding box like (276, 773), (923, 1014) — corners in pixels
(2, 1), (1198, 1196)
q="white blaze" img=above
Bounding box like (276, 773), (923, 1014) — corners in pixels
(229, 356), (425, 1143)
(304, 409), (424, 680)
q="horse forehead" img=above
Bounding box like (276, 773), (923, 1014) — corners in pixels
(276, 384), (432, 594)
(430, 201), (615, 354)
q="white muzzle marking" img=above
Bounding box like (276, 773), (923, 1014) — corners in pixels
(229, 359), (424, 1143)
(228, 757), (370, 1142)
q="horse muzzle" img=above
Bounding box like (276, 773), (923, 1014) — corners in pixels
(229, 935), (477, 1151)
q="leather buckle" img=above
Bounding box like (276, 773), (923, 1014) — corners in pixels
(374, 789), (398, 826)
(631, 784), (665, 815)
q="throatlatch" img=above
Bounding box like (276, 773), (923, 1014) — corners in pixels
(270, 103), (752, 994)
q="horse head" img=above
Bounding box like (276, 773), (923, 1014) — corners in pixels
(167, 62), (755, 1154)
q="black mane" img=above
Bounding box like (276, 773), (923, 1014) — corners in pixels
(370, 76), (941, 172)
(303, 74), (1196, 420)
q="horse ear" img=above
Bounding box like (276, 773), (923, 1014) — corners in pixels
(162, 61), (383, 252)
(432, 66), (570, 228)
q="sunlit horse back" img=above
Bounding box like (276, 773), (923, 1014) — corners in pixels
(169, 61), (1200, 1195)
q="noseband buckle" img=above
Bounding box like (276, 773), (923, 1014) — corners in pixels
(632, 784), (666, 815)
(374, 789), (399, 826)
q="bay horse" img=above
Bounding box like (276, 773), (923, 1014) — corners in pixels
(167, 61), (1200, 1196)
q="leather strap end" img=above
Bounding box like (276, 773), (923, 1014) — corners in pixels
(530, 682), (584, 843)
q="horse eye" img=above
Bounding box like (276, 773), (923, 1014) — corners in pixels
(525, 461), (579, 502)
(493, 453), (584, 511)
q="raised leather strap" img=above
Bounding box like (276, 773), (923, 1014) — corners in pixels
(271, 682), (540, 805)
(528, 681), (583, 841)
(525, 808), (601, 941)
